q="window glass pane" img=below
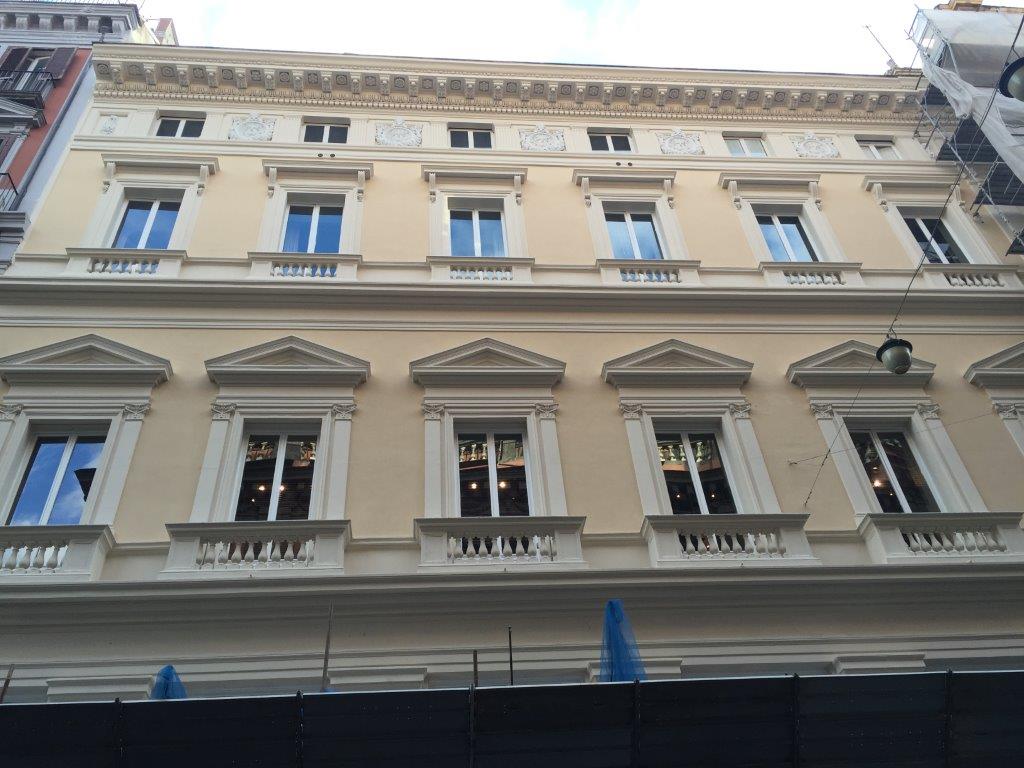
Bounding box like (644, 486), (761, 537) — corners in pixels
(757, 215), (789, 262)
(590, 134), (608, 151)
(304, 124), (325, 143)
(725, 138), (745, 157)
(144, 201), (180, 249)
(47, 437), (105, 525)
(313, 206), (343, 254)
(7, 438), (66, 525)
(744, 138), (766, 157)
(877, 432), (941, 513)
(657, 434), (701, 514)
(328, 125), (348, 144)
(688, 434), (737, 514)
(850, 431), (905, 513)
(931, 222), (968, 264)
(494, 434), (529, 516)
(276, 435), (317, 521)
(449, 210), (475, 256)
(283, 205), (313, 252)
(234, 435), (279, 521)
(631, 213), (663, 260)
(905, 218), (940, 264)
(156, 119), (179, 137)
(113, 201), (152, 249)
(472, 131), (492, 148)
(860, 143), (878, 159)
(878, 145), (899, 160)
(181, 120), (204, 138)
(458, 434), (490, 517)
(478, 210), (505, 257)
(605, 212), (634, 260)
(611, 134), (631, 151)
(450, 130), (469, 148)
(778, 216), (817, 262)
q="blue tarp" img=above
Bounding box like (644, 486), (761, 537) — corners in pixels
(598, 599), (646, 682)
(150, 665), (188, 700)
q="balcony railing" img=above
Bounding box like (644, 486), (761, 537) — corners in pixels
(415, 516), (586, 568)
(0, 172), (19, 213)
(858, 512), (1024, 565)
(0, 524), (113, 581)
(0, 70), (54, 105)
(641, 514), (819, 567)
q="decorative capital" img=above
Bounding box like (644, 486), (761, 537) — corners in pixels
(728, 401), (752, 419)
(121, 403), (150, 421)
(211, 402), (237, 421)
(0, 403), (24, 421)
(331, 403), (357, 420)
(422, 403), (445, 421)
(535, 402), (560, 419)
(618, 402), (644, 420)
(995, 402), (1022, 420)
(916, 402), (941, 420)
(810, 403), (835, 420)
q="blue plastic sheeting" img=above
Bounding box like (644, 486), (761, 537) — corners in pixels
(150, 665), (187, 701)
(598, 599), (646, 683)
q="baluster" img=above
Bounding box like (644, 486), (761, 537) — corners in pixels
(196, 542), (207, 568)
(202, 542), (216, 568)
(243, 541), (255, 565)
(937, 531), (954, 552)
(962, 530), (977, 552)
(229, 542), (242, 566)
(42, 545), (57, 570)
(538, 535), (551, 560)
(527, 536), (538, 559)
(283, 540), (295, 563)
(973, 530), (992, 553)
(258, 541), (270, 565)
(904, 531), (921, 553)
(215, 541), (228, 567)
(952, 531), (967, 552)
(501, 536), (513, 560)
(29, 545), (44, 571)
(707, 532), (721, 555)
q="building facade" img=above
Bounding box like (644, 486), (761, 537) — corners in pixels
(0, 41), (1023, 702)
(0, 1), (175, 265)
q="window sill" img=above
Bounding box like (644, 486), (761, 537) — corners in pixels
(428, 255), (533, 283)
(858, 512), (1024, 565)
(161, 520), (351, 579)
(640, 513), (818, 568)
(414, 516), (586, 569)
(0, 524), (114, 582)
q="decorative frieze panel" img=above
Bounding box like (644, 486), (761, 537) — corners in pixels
(228, 113), (276, 142)
(657, 130), (705, 156)
(519, 125), (566, 152)
(375, 118), (422, 147)
(790, 131), (840, 158)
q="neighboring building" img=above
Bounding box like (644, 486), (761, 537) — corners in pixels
(0, 33), (1023, 704)
(0, 1), (176, 265)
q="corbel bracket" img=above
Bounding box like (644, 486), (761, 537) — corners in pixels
(870, 182), (888, 212)
(728, 179), (741, 210)
(809, 180), (822, 211)
(428, 171), (437, 203)
(581, 175), (592, 207)
(664, 178), (675, 209)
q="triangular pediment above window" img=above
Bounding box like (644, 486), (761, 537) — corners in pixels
(0, 335), (171, 386)
(205, 337), (370, 387)
(965, 342), (1024, 390)
(410, 338), (565, 388)
(602, 340), (753, 388)
(787, 340), (934, 389)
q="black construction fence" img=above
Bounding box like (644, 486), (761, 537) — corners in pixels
(2, 670), (1023, 767)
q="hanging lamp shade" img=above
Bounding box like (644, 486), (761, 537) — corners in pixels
(876, 337), (914, 375)
(999, 57), (1024, 102)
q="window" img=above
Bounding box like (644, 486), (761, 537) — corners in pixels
(656, 432), (737, 515)
(457, 432), (530, 517)
(450, 128), (492, 149)
(902, 216), (969, 264)
(234, 432), (319, 522)
(605, 211), (663, 260)
(756, 214), (818, 262)
(6, 434), (106, 526)
(589, 131), (632, 152)
(282, 203), (343, 253)
(725, 136), (767, 157)
(303, 123), (348, 144)
(849, 430), (940, 514)
(858, 140), (900, 160)
(112, 200), (180, 249)
(449, 206), (506, 257)
(156, 118), (204, 138)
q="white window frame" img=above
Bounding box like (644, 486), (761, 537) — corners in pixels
(755, 211), (819, 262)
(847, 427), (940, 514)
(725, 135), (767, 157)
(603, 208), (665, 261)
(448, 127), (493, 149)
(900, 213), (971, 265)
(156, 117), (205, 138)
(231, 426), (322, 523)
(583, 190), (688, 263)
(111, 197), (181, 250)
(302, 122), (349, 145)
(654, 428), (738, 515)
(588, 130), (633, 152)
(258, 168), (366, 255)
(446, 203), (508, 258)
(454, 428), (535, 517)
(279, 201), (345, 254)
(858, 139), (900, 160)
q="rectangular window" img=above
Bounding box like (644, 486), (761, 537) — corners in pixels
(234, 433), (318, 522)
(756, 214), (818, 262)
(303, 123), (348, 144)
(858, 140), (900, 160)
(7, 435), (106, 526)
(112, 200), (180, 249)
(281, 203), (343, 254)
(457, 432), (529, 517)
(589, 132), (632, 152)
(449, 129), (493, 149)
(849, 430), (940, 514)
(902, 216), (969, 264)
(656, 432), (737, 515)
(605, 211), (663, 260)
(725, 136), (767, 157)
(156, 118), (205, 138)
(449, 208), (506, 257)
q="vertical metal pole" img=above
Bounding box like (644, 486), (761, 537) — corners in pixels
(507, 626), (514, 686)
(791, 674), (801, 768)
(468, 684), (477, 768)
(473, 650), (479, 688)
(943, 669), (954, 768)
(319, 604), (334, 693)
(630, 678), (641, 768)
(0, 664), (13, 704)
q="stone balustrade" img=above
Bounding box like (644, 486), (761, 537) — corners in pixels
(858, 512), (1024, 565)
(641, 514), (818, 567)
(922, 264), (1023, 290)
(0, 525), (113, 581)
(161, 520), (351, 579)
(429, 256), (533, 283)
(759, 261), (865, 287)
(414, 516), (586, 569)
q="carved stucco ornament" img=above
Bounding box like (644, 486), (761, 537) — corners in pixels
(791, 131), (839, 159)
(228, 112), (276, 142)
(519, 124), (565, 152)
(375, 118), (422, 147)
(97, 115), (119, 136)
(657, 130), (704, 156)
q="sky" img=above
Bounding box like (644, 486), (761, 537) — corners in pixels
(128, 0), (949, 75)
